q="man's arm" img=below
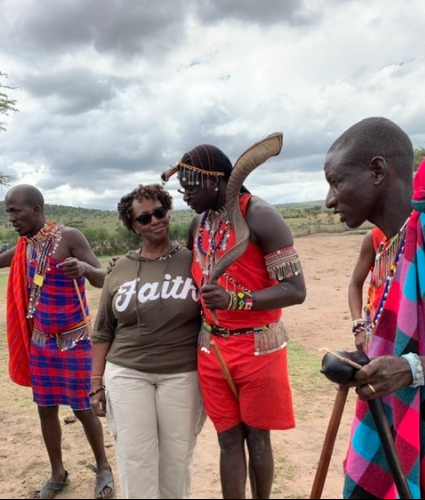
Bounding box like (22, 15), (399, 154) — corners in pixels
(246, 197), (306, 309)
(0, 247), (16, 269)
(348, 231), (375, 320)
(58, 228), (106, 288)
(348, 231), (375, 351)
(201, 197), (306, 310)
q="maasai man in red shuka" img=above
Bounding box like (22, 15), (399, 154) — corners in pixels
(0, 185), (114, 500)
(162, 143), (306, 499)
(324, 117), (425, 499)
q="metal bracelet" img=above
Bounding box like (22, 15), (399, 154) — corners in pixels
(88, 386), (105, 397)
(402, 353), (424, 388)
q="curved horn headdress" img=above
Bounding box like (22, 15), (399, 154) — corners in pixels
(208, 132), (284, 284)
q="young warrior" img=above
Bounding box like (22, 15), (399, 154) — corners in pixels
(0, 185), (114, 500)
(162, 143), (306, 499)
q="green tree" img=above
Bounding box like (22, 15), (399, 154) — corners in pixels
(170, 221), (190, 243)
(0, 172), (12, 186)
(414, 146), (425, 171)
(82, 227), (112, 255)
(0, 72), (18, 132)
(1, 72), (18, 187)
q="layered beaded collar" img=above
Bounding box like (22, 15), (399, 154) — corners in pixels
(27, 220), (59, 243)
(371, 218), (409, 288)
(26, 221), (63, 318)
(366, 218), (409, 335)
(195, 209), (231, 285)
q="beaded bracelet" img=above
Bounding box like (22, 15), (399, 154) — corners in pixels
(88, 386), (105, 397)
(402, 353), (425, 388)
(352, 318), (366, 336)
(227, 291), (254, 311)
(91, 375), (103, 381)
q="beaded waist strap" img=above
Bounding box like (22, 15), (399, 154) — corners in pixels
(32, 322), (90, 352)
(200, 320), (288, 356)
(202, 320), (269, 338)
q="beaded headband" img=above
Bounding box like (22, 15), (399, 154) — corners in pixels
(161, 161), (225, 186)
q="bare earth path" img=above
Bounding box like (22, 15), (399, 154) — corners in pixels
(0, 233), (364, 499)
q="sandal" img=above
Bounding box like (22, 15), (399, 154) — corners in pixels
(89, 465), (115, 499)
(32, 470), (69, 499)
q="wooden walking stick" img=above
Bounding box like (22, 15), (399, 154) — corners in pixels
(210, 340), (238, 399)
(73, 279), (93, 336)
(310, 387), (349, 499)
(310, 349), (367, 499)
(316, 350), (412, 500)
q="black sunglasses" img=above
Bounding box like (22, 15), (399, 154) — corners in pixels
(134, 206), (168, 226)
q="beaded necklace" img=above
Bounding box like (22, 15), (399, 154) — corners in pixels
(365, 220), (408, 333)
(195, 208), (231, 286)
(27, 221), (63, 319)
(371, 219), (408, 287)
(139, 244), (182, 261)
(223, 272), (251, 294)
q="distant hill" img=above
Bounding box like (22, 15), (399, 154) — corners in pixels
(0, 200), (365, 255)
(275, 200), (327, 210)
(0, 201), (120, 232)
(0, 202), (195, 249)
(0, 200), (327, 233)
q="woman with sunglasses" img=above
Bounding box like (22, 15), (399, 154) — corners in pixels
(91, 184), (204, 499)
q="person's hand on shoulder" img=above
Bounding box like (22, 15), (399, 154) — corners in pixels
(107, 257), (119, 275)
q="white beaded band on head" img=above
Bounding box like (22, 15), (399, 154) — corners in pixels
(402, 353), (425, 388)
(161, 162), (225, 186)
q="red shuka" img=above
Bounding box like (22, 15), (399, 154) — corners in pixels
(192, 194), (282, 329)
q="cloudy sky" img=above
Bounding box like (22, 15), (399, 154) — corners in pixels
(1, 0), (424, 210)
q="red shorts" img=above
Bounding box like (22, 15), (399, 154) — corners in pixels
(198, 334), (295, 433)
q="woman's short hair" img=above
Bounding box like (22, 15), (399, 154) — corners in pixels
(118, 184), (173, 232)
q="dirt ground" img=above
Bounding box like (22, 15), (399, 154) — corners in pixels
(0, 232), (365, 499)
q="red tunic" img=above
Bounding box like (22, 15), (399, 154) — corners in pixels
(192, 194), (281, 329)
(193, 194), (295, 433)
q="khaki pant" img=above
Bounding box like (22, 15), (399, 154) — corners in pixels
(105, 362), (205, 499)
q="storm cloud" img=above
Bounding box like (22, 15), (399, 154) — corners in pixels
(0, 0), (424, 209)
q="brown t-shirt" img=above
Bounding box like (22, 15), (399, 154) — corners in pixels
(92, 245), (201, 374)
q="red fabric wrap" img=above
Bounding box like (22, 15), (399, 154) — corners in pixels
(198, 335), (295, 433)
(192, 194), (282, 329)
(6, 238), (33, 386)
